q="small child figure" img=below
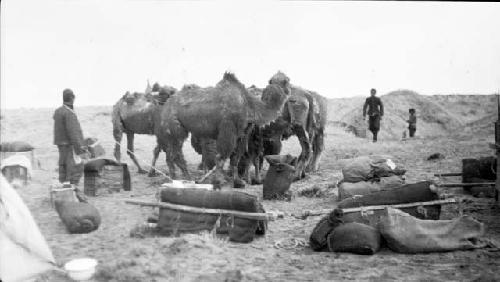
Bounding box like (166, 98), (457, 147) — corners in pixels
(407, 108), (417, 138)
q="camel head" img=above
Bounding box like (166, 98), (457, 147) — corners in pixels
(284, 92), (310, 127)
(268, 71), (291, 96)
(157, 85), (177, 105)
(247, 85), (263, 97)
(159, 86), (177, 98)
(181, 84), (201, 91)
(261, 83), (288, 112)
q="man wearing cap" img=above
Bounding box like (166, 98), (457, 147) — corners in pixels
(53, 89), (88, 196)
(363, 88), (384, 142)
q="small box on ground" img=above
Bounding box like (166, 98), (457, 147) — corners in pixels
(2, 165), (28, 186)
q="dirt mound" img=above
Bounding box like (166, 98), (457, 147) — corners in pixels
(330, 90), (496, 139)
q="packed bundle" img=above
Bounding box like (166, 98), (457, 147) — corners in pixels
(379, 208), (486, 253)
(341, 155), (406, 183)
(54, 200), (101, 234)
(0, 141), (34, 152)
(337, 175), (404, 200)
(159, 188), (267, 243)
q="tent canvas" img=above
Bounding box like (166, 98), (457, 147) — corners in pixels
(0, 175), (55, 282)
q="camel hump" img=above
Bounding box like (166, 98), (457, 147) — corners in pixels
(269, 71), (290, 84)
(222, 72), (241, 85)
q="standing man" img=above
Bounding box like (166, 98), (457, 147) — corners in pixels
(407, 108), (417, 138)
(53, 89), (88, 198)
(363, 88), (384, 142)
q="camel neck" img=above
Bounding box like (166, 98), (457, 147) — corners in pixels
(248, 96), (285, 126)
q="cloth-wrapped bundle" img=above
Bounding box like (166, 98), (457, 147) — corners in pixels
(379, 208), (486, 253)
(338, 181), (438, 209)
(0, 141), (34, 152)
(54, 200), (101, 234)
(159, 188), (266, 243)
(337, 175), (405, 200)
(341, 156), (406, 183)
(327, 222), (381, 255)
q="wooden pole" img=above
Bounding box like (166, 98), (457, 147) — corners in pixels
(293, 198), (457, 219)
(125, 199), (273, 221)
(436, 182), (495, 188)
(434, 173), (462, 177)
(340, 198), (457, 214)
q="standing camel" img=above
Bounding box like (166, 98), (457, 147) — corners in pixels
(112, 86), (176, 174)
(267, 72), (328, 180)
(155, 72), (290, 186)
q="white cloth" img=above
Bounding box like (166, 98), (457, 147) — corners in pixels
(0, 175), (56, 281)
(0, 155), (32, 178)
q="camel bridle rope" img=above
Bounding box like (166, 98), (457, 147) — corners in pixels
(113, 140), (172, 182)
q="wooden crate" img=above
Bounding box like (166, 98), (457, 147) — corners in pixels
(84, 164), (130, 196)
(1, 165), (28, 185)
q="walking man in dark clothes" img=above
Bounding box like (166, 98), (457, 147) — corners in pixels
(407, 108), (417, 138)
(363, 88), (384, 142)
(53, 89), (88, 198)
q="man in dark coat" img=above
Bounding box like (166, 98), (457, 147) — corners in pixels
(407, 108), (417, 138)
(363, 88), (384, 142)
(53, 89), (88, 189)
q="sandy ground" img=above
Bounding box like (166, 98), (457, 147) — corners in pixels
(1, 106), (500, 282)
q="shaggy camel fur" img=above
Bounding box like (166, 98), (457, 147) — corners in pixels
(112, 86), (176, 173)
(155, 72), (289, 186)
(267, 72), (328, 179)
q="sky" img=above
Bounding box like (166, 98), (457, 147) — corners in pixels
(1, 0), (500, 109)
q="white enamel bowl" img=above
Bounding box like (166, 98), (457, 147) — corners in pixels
(64, 258), (98, 281)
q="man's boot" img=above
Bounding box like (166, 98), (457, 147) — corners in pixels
(373, 132), (378, 143)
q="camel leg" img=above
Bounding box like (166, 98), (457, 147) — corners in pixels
(113, 124), (123, 163)
(307, 129), (325, 172)
(164, 145), (177, 179)
(148, 144), (161, 177)
(253, 126), (264, 184)
(126, 133), (147, 174)
(293, 125), (312, 180)
(252, 154), (262, 185)
(171, 142), (190, 180)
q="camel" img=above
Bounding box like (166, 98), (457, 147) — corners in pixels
(155, 72), (290, 186)
(112, 86), (176, 174)
(266, 72), (328, 180)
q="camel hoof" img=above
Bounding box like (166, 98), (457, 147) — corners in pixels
(251, 178), (262, 185)
(148, 170), (158, 177)
(138, 169), (148, 174)
(233, 178), (246, 189)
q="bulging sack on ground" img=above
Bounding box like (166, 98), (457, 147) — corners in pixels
(263, 154), (296, 200)
(327, 222), (381, 255)
(159, 188), (266, 243)
(378, 208), (486, 253)
(338, 181), (438, 209)
(338, 175), (404, 200)
(0, 141), (34, 152)
(55, 200), (101, 234)
(309, 210), (343, 251)
(341, 156), (405, 183)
